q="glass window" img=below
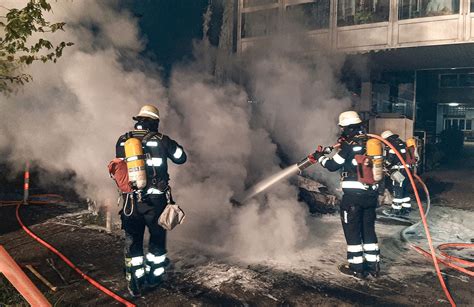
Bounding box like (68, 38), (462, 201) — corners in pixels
(466, 120), (472, 130)
(286, 1), (330, 30)
(459, 73), (474, 87)
(471, 1), (474, 13)
(337, 0), (389, 26)
(243, 0), (278, 8)
(399, 0), (460, 20)
(241, 8), (279, 38)
(459, 119), (465, 130)
(452, 119), (459, 129)
(444, 119), (451, 129)
(439, 74), (459, 88)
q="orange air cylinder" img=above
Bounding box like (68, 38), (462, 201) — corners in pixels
(124, 138), (147, 190)
(367, 138), (383, 182)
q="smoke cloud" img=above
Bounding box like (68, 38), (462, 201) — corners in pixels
(0, 1), (350, 261)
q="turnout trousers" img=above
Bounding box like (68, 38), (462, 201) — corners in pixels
(120, 194), (169, 289)
(388, 169), (411, 211)
(121, 194), (168, 257)
(339, 190), (380, 274)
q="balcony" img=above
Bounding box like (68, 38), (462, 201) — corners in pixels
(237, 0), (474, 54)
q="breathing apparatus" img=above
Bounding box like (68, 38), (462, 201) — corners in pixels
(406, 137), (418, 165)
(134, 118), (159, 132)
(124, 138), (147, 191)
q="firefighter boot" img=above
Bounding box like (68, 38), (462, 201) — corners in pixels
(338, 264), (366, 280)
(145, 252), (168, 288)
(365, 262), (380, 278)
(125, 256), (145, 297)
(400, 203), (412, 216)
(388, 207), (402, 216)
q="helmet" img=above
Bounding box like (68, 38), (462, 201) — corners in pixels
(381, 130), (395, 139)
(338, 111), (362, 127)
(134, 105), (160, 120)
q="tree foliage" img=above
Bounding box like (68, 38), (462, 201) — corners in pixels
(0, 0), (73, 93)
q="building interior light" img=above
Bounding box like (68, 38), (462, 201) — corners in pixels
(448, 102), (460, 107)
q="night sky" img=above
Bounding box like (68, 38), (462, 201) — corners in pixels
(126, 0), (212, 77)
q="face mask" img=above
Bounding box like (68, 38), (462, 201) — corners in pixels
(135, 119), (159, 131)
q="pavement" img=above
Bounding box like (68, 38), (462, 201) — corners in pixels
(0, 145), (473, 306)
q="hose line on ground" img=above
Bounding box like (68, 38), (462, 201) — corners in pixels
(6, 195), (135, 307)
(367, 134), (456, 307)
(404, 176), (474, 278)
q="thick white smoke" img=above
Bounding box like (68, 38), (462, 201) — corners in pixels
(0, 1), (167, 202)
(0, 1), (350, 261)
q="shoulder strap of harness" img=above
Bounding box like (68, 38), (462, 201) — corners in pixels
(141, 132), (163, 146)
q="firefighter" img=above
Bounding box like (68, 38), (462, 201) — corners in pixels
(312, 111), (380, 279)
(115, 105), (187, 296)
(381, 130), (412, 216)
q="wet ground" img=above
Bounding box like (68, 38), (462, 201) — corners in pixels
(0, 146), (473, 306)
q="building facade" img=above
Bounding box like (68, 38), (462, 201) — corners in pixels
(235, 0), (474, 144)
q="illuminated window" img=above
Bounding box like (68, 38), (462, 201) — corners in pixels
(399, 0), (460, 20)
(286, 1), (330, 30)
(337, 0), (389, 26)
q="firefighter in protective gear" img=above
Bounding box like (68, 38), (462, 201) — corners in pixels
(115, 104), (187, 296)
(312, 111), (380, 279)
(381, 130), (412, 216)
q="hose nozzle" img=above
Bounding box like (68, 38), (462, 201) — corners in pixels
(297, 155), (317, 171)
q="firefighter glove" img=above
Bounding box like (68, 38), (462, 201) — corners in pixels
(312, 145), (325, 161)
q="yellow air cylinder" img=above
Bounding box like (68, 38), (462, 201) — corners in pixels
(405, 137), (418, 164)
(406, 138), (416, 148)
(124, 138), (147, 190)
(367, 138), (383, 182)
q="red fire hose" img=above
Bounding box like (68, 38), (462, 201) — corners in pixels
(1, 196), (135, 307)
(368, 134), (473, 307)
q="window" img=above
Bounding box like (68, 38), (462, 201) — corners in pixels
(440, 73), (474, 88)
(459, 119), (465, 130)
(452, 119), (459, 129)
(444, 119), (451, 129)
(471, 1), (474, 13)
(337, 0), (390, 26)
(466, 120), (472, 131)
(286, 1), (330, 30)
(241, 8), (279, 38)
(439, 74), (459, 88)
(459, 73), (474, 87)
(243, 0), (278, 8)
(399, 0), (460, 20)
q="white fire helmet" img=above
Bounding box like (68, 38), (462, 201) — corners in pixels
(381, 130), (395, 139)
(135, 105), (160, 120)
(338, 111), (362, 127)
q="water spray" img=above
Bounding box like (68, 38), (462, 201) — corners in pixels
(232, 145), (336, 205)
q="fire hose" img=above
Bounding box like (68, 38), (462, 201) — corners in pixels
(402, 174), (474, 277)
(367, 134), (473, 307)
(0, 196), (135, 307)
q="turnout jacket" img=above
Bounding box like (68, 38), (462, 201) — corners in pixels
(115, 129), (187, 195)
(384, 135), (407, 170)
(318, 135), (378, 192)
